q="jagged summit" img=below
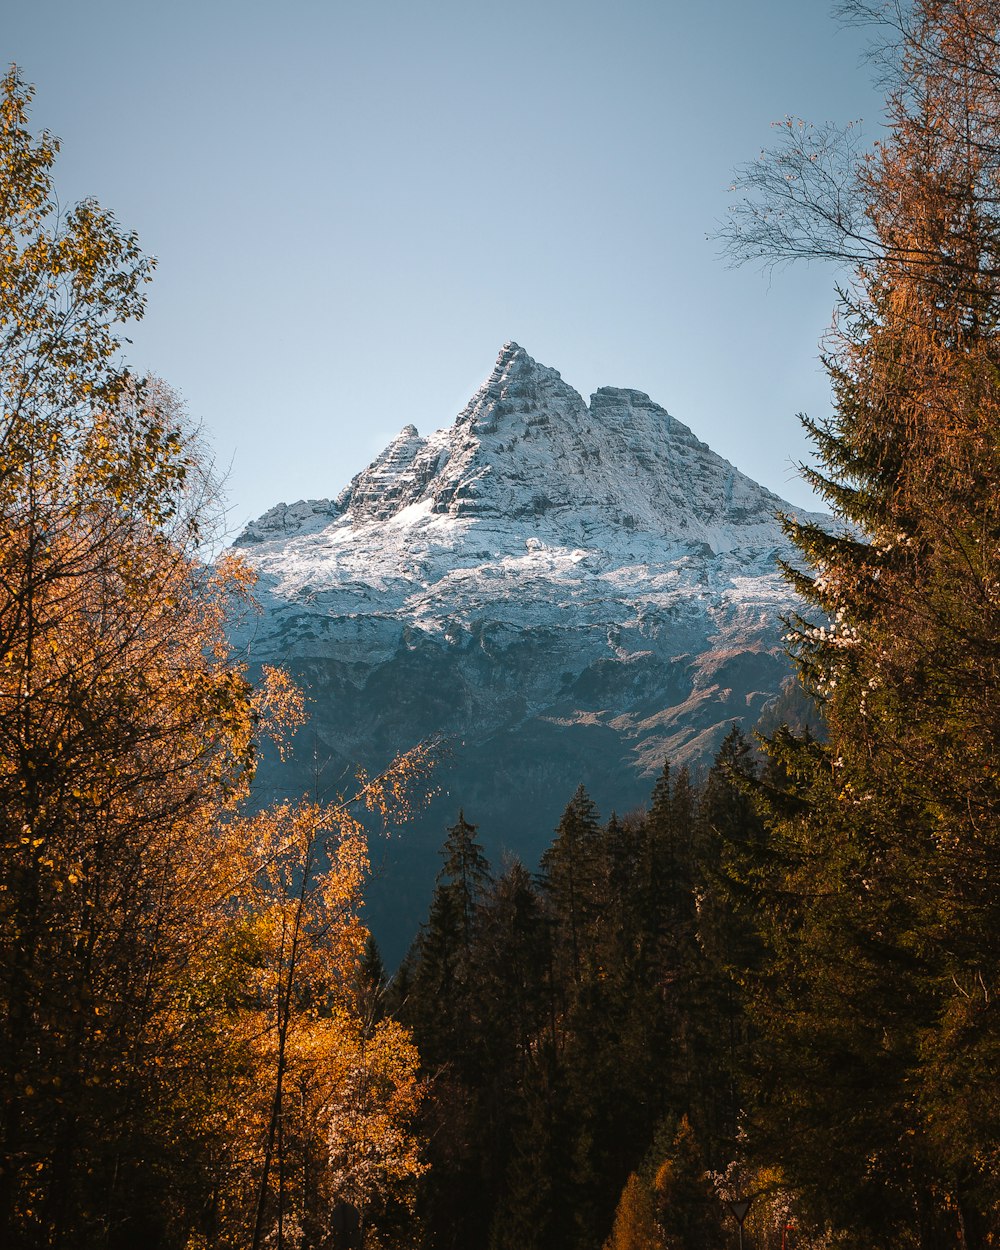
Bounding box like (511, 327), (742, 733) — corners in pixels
(456, 341), (584, 430)
(231, 339), (827, 691)
(231, 344), (825, 952)
(236, 342), (813, 551)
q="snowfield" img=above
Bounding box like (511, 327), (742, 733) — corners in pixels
(235, 341), (823, 661)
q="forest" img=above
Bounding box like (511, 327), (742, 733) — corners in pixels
(1, 0), (999, 1247)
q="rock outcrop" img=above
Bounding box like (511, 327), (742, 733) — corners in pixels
(232, 343), (824, 959)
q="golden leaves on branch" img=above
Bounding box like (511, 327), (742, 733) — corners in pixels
(203, 750), (436, 1246)
(0, 67), (432, 1247)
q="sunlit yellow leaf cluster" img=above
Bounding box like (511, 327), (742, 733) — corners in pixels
(0, 68), (431, 1250)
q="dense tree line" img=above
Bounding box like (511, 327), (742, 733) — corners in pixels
(392, 742), (768, 1250)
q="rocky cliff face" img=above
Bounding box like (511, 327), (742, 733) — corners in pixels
(232, 343), (824, 959)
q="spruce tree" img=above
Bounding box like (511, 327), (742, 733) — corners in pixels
(685, 728), (765, 1167)
(404, 810), (492, 1072)
(540, 785), (603, 987)
(438, 809), (492, 960)
(473, 860), (547, 1076)
(398, 813), (494, 1250)
(722, 2), (1000, 1241)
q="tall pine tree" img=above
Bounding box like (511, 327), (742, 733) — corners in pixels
(723, 2), (1000, 1242)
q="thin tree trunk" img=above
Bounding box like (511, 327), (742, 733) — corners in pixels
(251, 837), (315, 1250)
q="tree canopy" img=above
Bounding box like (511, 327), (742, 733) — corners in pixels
(720, 3), (1000, 1244)
(0, 67), (432, 1250)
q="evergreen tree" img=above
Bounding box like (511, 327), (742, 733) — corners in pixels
(438, 809), (492, 960)
(473, 860), (547, 1078)
(398, 814), (494, 1250)
(687, 726), (767, 1166)
(540, 785), (603, 987)
(722, 2), (1000, 1241)
(404, 810), (492, 1073)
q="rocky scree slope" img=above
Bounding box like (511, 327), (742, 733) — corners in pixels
(232, 343), (824, 957)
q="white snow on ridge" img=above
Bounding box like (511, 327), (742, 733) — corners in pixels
(234, 342), (824, 643)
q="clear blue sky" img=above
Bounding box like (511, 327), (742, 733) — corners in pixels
(4, 1), (883, 531)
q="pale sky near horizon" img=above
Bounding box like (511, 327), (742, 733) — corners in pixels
(4, 1), (884, 533)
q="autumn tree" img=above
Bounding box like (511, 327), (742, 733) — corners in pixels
(0, 65), (274, 1246)
(0, 68), (432, 1250)
(720, 2), (1000, 1243)
(602, 1172), (662, 1250)
(231, 777), (430, 1250)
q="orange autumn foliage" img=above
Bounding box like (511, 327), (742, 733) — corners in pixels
(0, 68), (433, 1250)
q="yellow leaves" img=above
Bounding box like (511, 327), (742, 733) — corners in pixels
(183, 795), (428, 1239)
(0, 74), (434, 1231)
(249, 663), (305, 757)
(354, 739), (440, 830)
(195, 746), (435, 1226)
(278, 1004), (427, 1202)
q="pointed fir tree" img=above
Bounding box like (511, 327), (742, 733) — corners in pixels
(722, 2), (1000, 1240)
(473, 859), (547, 1075)
(403, 810), (493, 1071)
(438, 809), (492, 960)
(395, 814), (495, 1250)
(687, 726), (766, 1165)
(540, 785), (603, 987)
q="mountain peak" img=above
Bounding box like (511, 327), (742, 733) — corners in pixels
(497, 339), (526, 367)
(231, 344), (825, 956)
(236, 344), (823, 548)
(456, 342), (584, 436)
(490, 341), (539, 379)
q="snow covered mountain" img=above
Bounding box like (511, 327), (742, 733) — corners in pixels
(233, 343), (824, 957)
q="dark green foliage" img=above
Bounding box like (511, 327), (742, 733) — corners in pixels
(684, 727), (766, 1164)
(397, 762), (767, 1250)
(404, 810), (492, 1073)
(715, 3), (1000, 1243)
(540, 785), (603, 986)
(473, 860), (548, 1076)
(650, 1117), (726, 1250)
(741, 737), (941, 1242)
(397, 813), (495, 1250)
(438, 810), (493, 957)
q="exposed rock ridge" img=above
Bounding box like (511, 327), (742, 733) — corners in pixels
(237, 497), (340, 544)
(236, 342), (813, 553)
(229, 342), (828, 959)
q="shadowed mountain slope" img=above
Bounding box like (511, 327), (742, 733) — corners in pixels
(232, 343), (824, 959)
